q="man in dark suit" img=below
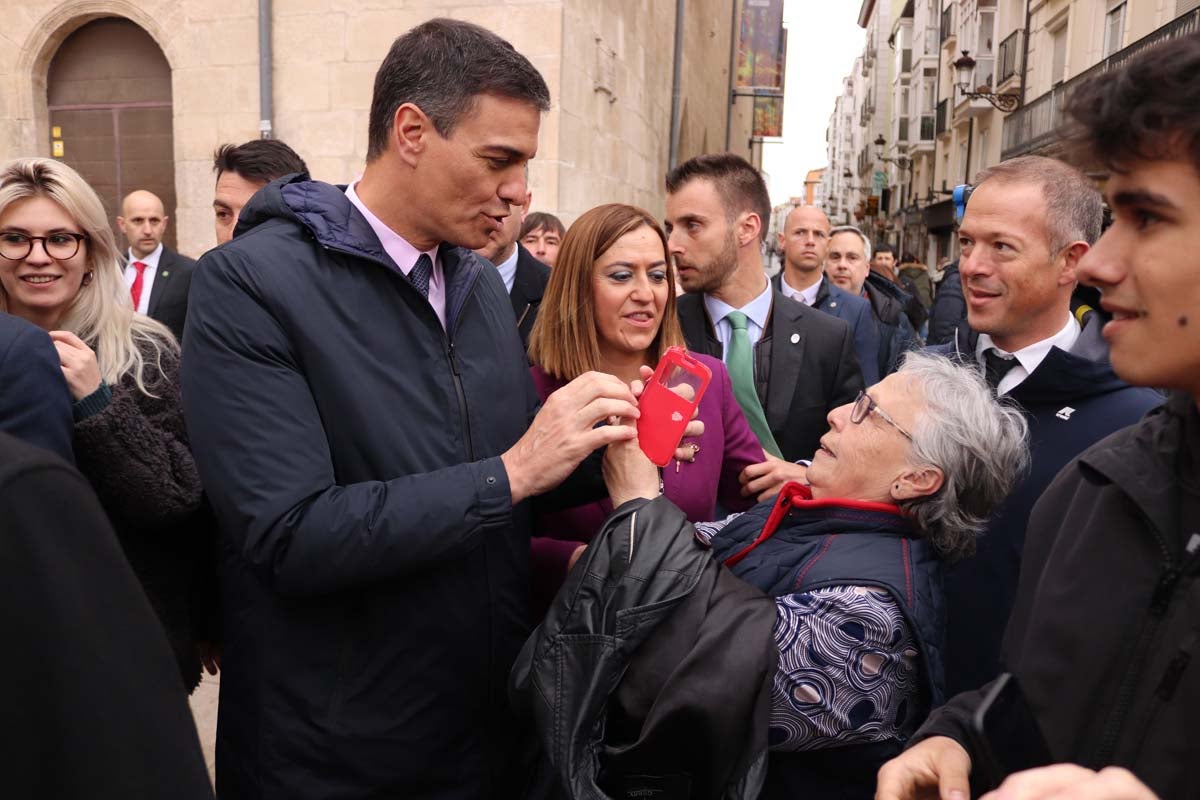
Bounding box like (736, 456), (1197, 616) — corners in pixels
(0, 312), (73, 462)
(665, 153), (863, 499)
(117, 190), (195, 341)
(473, 191), (550, 350)
(772, 204), (880, 384)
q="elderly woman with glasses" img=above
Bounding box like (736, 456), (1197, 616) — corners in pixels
(598, 350), (1030, 800)
(0, 158), (210, 692)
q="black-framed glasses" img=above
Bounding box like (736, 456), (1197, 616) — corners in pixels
(0, 231), (89, 261)
(850, 390), (913, 441)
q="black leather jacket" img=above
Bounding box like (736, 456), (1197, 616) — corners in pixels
(511, 496), (778, 800)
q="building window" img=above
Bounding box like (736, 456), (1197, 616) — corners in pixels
(1104, 3), (1126, 58)
(1050, 23), (1068, 86)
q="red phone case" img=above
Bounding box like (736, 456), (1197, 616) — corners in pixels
(637, 347), (712, 467)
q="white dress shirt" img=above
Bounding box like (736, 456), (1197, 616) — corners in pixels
(779, 272), (822, 307)
(345, 181), (446, 328)
(124, 243), (163, 315)
(976, 314), (1081, 396)
(703, 280), (774, 360)
(494, 246), (519, 295)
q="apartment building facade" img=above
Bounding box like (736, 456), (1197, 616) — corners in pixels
(825, 0), (1200, 270)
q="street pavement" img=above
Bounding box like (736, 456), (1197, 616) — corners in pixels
(189, 674), (219, 786)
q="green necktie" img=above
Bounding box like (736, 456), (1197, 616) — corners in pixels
(724, 311), (782, 458)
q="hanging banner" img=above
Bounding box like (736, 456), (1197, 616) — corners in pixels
(752, 95), (784, 137)
(735, 0), (786, 90)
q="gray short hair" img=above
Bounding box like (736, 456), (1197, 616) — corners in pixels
(973, 155), (1102, 252)
(895, 351), (1030, 561)
(829, 225), (872, 261)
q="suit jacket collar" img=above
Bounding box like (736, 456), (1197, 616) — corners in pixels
(677, 292), (721, 359)
(509, 244), (550, 328)
(764, 290), (808, 432)
(146, 246), (177, 318)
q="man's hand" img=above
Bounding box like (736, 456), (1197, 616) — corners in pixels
(876, 735), (972, 800)
(603, 426), (661, 508)
(740, 454), (807, 501)
(980, 765), (1159, 800)
(503, 372), (639, 504)
(50, 330), (102, 401)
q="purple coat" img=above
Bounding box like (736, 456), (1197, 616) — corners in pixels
(530, 353), (764, 611)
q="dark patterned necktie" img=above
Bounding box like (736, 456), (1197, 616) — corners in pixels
(409, 253), (432, 299)
(983, 348), (1017, 390)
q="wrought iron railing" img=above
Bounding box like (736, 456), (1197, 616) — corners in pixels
(1001, 9), (1199, 159)
(997, 29), (1022, 84)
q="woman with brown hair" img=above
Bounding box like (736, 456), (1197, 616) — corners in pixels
(527, 202), (766, 608)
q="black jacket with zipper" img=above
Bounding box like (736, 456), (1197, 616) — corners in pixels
(912, 392), (1200, 799)
(183, 175), (542, 799)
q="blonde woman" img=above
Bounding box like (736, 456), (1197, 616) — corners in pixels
(0, 158), (210, 692)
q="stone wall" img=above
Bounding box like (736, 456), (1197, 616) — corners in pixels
(1, 0), (733, 256)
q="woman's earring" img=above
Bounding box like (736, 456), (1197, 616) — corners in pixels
(81, 270), (94, 286)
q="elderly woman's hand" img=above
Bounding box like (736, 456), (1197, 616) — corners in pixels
(603, 422), (661, 507)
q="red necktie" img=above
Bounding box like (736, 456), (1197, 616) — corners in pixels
(130, 261), (148, 310)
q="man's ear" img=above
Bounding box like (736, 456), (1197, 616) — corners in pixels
(737, 211), (762, 248)
(1058, 240), (1089, 286)
(891, 465), (944, 501)
(392, 103), (431, 168)
(116, 216), (127, 234)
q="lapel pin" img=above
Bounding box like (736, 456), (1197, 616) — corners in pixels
(790, 333), (800, 344)
(830, 301), (838, 308)
(161, 270), (170, 277)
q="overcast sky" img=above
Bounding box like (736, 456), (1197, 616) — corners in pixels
(761, 2), (867, 206)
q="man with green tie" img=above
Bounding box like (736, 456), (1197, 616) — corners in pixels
(666, 153), (864, 500)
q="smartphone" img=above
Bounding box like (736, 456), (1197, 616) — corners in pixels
(637, 347), (711, 467)
(968, 672), (1053, 790)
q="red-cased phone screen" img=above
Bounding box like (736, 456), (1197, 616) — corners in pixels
(636, 347), (711, 467)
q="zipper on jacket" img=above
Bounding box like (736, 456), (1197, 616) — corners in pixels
(446, 340), (475, 463)
(1094, 522), (1200, 764)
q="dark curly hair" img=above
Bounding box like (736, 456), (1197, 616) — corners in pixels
(1066, 32), (1200, 173)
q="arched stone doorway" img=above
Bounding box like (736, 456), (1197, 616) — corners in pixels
(47, 17), (176, 250)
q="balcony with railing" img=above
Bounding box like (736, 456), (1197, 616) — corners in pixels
(997, 29), (1023, 85)
(940, 5), (955, 45)
(1001, 8), (1200, 159)
(920, 113), (935, 140)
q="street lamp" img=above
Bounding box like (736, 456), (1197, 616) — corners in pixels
(873, 135), (910, 169)
(952, 50), (1020, 112)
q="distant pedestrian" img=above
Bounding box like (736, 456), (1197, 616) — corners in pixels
(773, 205), (881, 384)
(211, 138), (308, 244)
(116, 189), (195, 340)
(826, 226), (920, 377)
(474, 189), (549, 350)
(519, 210), (565, 267)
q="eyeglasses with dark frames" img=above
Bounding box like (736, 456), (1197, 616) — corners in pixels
(850, 390), (913, 441)
(0, 231), (89, 261)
